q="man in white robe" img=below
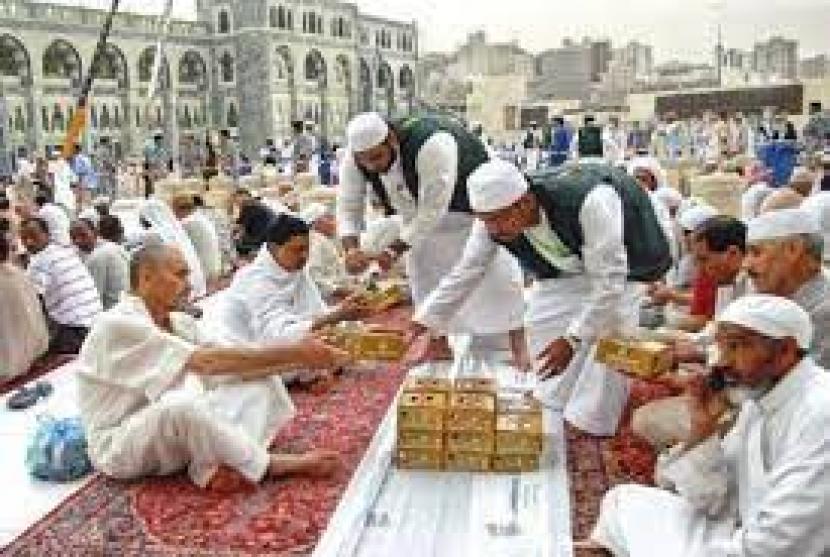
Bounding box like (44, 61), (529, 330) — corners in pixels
(337, 112), (526, 364)
(301, 203), (351, 298)
(77, 244), (347, 489)
(410, 158), (671, 435)
(590, 295), (830, 556)
(171, 193), (222, 284)
(70, 218), (130, 310)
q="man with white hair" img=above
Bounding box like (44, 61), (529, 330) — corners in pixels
(589, 295), (830, 556)
(337, 112), (527, 366)
(744, 208), (830, 367)
(411, 159), (672, 435)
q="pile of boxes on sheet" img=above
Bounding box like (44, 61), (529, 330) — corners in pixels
(395, 377), (545, 473)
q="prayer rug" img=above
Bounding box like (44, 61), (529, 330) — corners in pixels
(4, 309), (411, 556)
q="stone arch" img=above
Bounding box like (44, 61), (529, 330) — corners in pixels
(178, 50), (207, 88)
(304, 49), (326, 85)
(92, 43), (129, 89)
(42, 38), (82, 85)
(0, 34), (31, 82)
(138, 46), (170, 90)
(359, 58), (372, 112)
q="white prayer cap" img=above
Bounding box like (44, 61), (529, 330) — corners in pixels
(467, 160), (528, 213)
(678, 204), (717, 232)
(747, 207), (820, 244)
(346, 112), (389, 153)
(301, 202), (331, 224)
(652, 186), (683, 210)
(717, 294), (812, 350)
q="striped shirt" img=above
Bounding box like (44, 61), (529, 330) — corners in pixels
(27, 243), (103, 327)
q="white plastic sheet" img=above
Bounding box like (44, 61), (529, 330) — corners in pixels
(314, 349), (574, 557)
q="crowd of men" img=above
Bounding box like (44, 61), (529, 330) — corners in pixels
(2, 104), (830, 555)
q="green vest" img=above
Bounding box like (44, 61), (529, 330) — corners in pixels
(359, 114), (489, 216)
(495, 162), (672, 282)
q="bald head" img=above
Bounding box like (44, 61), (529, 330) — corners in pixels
(130, 243), (179, 290)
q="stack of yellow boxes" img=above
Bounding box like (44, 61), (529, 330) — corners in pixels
(395, 377), (544, 473)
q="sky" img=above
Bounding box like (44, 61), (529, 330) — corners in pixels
(42, 0), (830, 63)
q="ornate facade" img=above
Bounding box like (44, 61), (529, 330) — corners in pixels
(0, 0), (419, 160)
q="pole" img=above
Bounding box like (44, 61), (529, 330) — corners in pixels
(61, 0), (122, 159)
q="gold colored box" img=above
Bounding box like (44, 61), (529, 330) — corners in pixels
(395, 448), (444, 470)
(595, 338), (673, 378)
(492, 453), (541, 473)
(398, 430), (445, 452)
(446, 430), (495, 454)
(453, 377), (497, 394)
(402, 377), (452, 395)
(447, 392), (496, 434)
(495, 413), (544, 455)
(497, 391), (542, 414)
(362, 281), (408, 312)
(320, 325), (406, 361)
(444, 451), (492, 472)
(398, 392), (447, 432)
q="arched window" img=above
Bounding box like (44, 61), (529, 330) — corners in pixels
(218, 9), (230, 33)
(220, 52), (234, 82)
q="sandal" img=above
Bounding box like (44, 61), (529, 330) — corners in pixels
(6, 387), (39, 411)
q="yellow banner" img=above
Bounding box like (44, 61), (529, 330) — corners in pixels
(62, 107), (88, 159)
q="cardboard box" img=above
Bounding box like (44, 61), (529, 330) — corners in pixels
(496, 391), (542, 414)
(492, 453), (541, 473)
(453, 377), (497, 394)
(495, 413), (544, 455)
(446, 430), (495, 454)
(444, 451), (491, 472)
(395, 448), (444, 470)
(595, 338), (673, 378)
(398, 392), (447, 432)
(319, 324), (406, 361)
(398, 430), (445, 452)
(403, 377), (452, 395)
(447, 392), (496, 434)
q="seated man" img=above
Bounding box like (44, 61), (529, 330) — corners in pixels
(170, 193), (222, 283)
(77, 244), (347, 489)
(19, 216), (102, 354)
(0, 225), (48, 378)
(70, 218), (129, 310)
(590, 295), (830, 556)
(301, 203), (351, 298)
(213, 213), (370, 346)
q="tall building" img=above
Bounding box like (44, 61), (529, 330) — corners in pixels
(533, 37), (609, 102)
(752, 36), (799, 80)
(0, 0), (418, 159)
(614, 41), (653, 80)
(801, 54), (830, 79)
(454, 31), (535, 78)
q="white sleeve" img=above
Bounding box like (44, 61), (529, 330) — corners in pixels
(413, 219), (499, 332)
(401, 132), (458, 247)
(566, 185), (628, 341)
(336, 152), (368, 238)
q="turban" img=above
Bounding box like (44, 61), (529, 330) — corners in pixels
(717, 294), (812, 350)
(467, 160), (528, 213)
(346, 112), (389, 153)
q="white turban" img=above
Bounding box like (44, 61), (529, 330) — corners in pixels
(747, 207), (820, 244)
(678, 204), (717, 232)
(652, 186), (683, 210)
(717, 294), (813, 350)
(346, 112), (389, 153)
(467, 160), (528, 213)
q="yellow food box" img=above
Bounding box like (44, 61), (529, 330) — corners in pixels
(492, 453), (541, 473)
(495, 413), (544, 455)
(496, 391), (542, 414)
(397, 430), (445, 452)
(320, 325), (406, 361)
(362, 281), (408, 312)
(595, 338), (673, 378)
(403, 377), (452, 395)
(454, 377), (497, 394)
(398, 392), (447, 432)
(446, 430), (495, 454)
(447, 392), (496, 434)
(444, 451), (492, 472)
(395, 448), (444, 470)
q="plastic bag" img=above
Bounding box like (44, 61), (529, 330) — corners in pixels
(25, 416), (93, 482)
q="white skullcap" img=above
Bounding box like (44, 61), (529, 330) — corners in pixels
(747, 207), (820, 244)
(346, 112), (389, 153)
(652, 186), (683, 210)
(300, 202), (331, 224)
(628, 156), (667, 188)
(717, 294), (813, 350)
(678, 204), (717, 232)
(467, 159), (528, 213)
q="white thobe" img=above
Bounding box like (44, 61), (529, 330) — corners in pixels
(0, 264), (48, 379)
(593, 358), (830, 557)
(77, 294), (295, 488)
(182, 212), (222, 282)
(83, 240), (129, 310)
(337, 133), (524, 335)
(209, 244), (327, 344)
(415, 177), (639, 435)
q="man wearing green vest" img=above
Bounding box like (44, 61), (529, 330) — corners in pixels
(337, 112), (527, 366)
(411, 158), (672, 436)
